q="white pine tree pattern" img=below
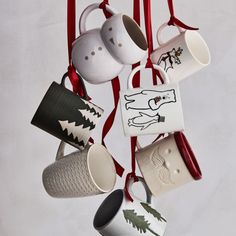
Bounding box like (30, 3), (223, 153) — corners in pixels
(58, 120), (91, 144)
(79, 109), (97, 127)
(81, 99), (103, 117)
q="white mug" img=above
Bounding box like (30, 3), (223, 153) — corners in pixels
(72, 3), (147, 84)
(135, 132), (202, 197)
(120, 64), (184, 136)
(42, 141), (116, 198)
(151, 23), (211, 81)
(94, 177), (167, 236)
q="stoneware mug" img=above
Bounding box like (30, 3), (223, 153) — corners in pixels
(43, 141), (116, 198)
(72, 3), (147, 84)
(151, 23), (211, 81)
(31, 73), (103, 150)
(120, 64), (184, 136)
(135, 132), (202, 197)
(93, 176), (167, 236)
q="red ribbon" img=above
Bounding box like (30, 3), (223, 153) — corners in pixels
(143, 0), (164, 85)
(167, 0), (199, 30)
(124, 0), (141, 202)
(99, 0), (124, 177)
(101, 77), (124, 177)
(67, 0), (86, 96)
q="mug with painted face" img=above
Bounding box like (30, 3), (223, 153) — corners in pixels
(43, 141), (117, 198)
(31, 73), (103, 150)
(94, 176), (167, 236)
(120, 64), (184, 136)
(151, 23), (211, 82)
(135, 132), (202, 197)
(72, 3), (147, 84)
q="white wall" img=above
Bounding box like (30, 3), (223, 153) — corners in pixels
(0, 0), (235, 235)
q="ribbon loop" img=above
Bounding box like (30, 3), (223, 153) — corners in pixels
(167, 0), (199, 30)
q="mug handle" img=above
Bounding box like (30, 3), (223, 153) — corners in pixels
(56, 141), (66, 161)
(127, 176), (152, 204)
(79, 3), (118, 34)
(127, 64), (170, 89)
(61, 72), (90, 101)
(157, 22), (185, 46)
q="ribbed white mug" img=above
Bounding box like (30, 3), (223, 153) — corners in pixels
(151, 23), (211, 81)
(94, 177), (167, 236)
(136, 132), (202, 197)
(42, 141), (116, 198)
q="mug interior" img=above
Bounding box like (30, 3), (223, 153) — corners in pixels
(185, 31), (210, 65)
(88, 144), (116, 192)
(94, 189), (123, 229)
(123, 15), (148, 50)
(174, 132), (202, 180)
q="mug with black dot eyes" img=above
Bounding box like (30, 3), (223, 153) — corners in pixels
(135, 132), (202, 197)
(71, 3), (148, 85)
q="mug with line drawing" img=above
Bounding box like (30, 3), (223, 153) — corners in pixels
(151, 23), (211, 82)
(120, 64), (184, 136)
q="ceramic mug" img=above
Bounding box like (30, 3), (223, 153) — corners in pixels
(31, 73), (103, 150)
(151, 23), (211, 81)
(135, 132), (202, 197)
(43, 141), (116, 198)
(120, 64), (184, 136)
(94, 176), (167, 236)
(72, 3), (147, 84)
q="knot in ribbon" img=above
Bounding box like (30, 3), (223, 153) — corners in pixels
(99, 0), (112, 18)
(67, 65), (85, 97)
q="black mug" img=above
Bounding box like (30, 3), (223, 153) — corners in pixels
(31, 73), (103, 150)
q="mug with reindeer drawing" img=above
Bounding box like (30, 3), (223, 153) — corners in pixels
(93, 176), (167, 236)
(120, 64), (184, 136)
(151, 23), (211, 82)
(135, 132), (202, 197)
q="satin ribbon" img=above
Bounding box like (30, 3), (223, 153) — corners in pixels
(167, 0), (199, 30)
(143, 0), (164, 85)
(67, 0), (86, 96)
(99, 0), (124, 177)
(124, 0), (141, 202)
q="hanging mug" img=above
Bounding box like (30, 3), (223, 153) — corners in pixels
(31, 73), (103, 150)
(94, 176), (167, 236)
(72, 3), (148, 84)
(120, 64), (184, 136)
(151, 23), (211, 81)
(43, 141), (116, 198)
(135, 132), (202, 197)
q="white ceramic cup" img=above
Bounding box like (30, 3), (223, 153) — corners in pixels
(150, 23), (211, 81)
(94, 177), (167, 236)
(135, 132), (202, 197)
(72, 3), (147, 84)
(42, 141), (116, 198)
(120, 64), (184, 136)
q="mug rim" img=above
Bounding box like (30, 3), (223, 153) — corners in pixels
(174, 132), (202, 180)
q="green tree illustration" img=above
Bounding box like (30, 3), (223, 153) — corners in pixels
(123, 209), (160, 236)
(140, 202), (166, 222)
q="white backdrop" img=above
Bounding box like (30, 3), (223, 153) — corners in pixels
(0, 0), (235, 235)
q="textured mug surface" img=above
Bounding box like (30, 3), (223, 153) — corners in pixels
(31, 73), (103, 150)
(94, 177), (167, 236)
(43, 141), (116, 198)
(136, 132), (202, 196)
(72, 3), (147, 84)
(151, 23), (211, 82)
(120, 64), (184, 136)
